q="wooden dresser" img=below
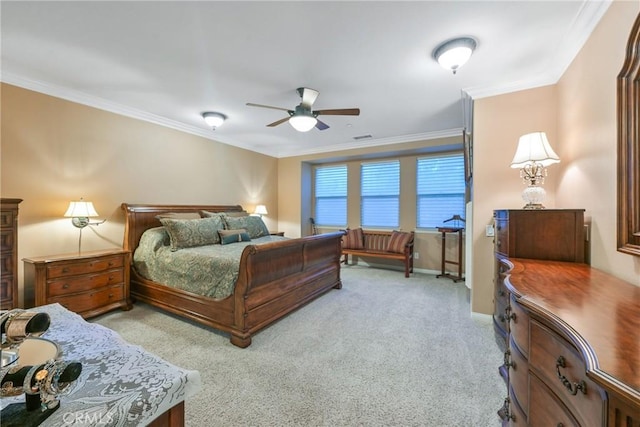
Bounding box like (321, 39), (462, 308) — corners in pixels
(23, 249), (131, 318)
(1, 198), (22, 309)
(498, 258), (639, 426)
(493, 209), (585, 352)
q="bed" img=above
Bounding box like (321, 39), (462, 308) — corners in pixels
(121, 203), (344, 348)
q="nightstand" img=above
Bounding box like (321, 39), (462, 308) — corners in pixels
(23, 249), (131, 318)
(270, 231), (285, 236)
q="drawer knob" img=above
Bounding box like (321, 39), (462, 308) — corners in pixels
(62, 283), (70, 289)
(556, 356), (587, 395)
(62, 268), (69, 273)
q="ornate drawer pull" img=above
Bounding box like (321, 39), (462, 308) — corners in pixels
(497, 397), (513, 421)
(556, 356), (587, 395)
(62, 284), (70, 289)
(499, 306), (516, 323)
(503, 350), (515, 369)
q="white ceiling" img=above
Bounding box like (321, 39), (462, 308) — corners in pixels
(1, 1), (611, 158)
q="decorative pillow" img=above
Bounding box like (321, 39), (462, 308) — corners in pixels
(218, 228), (251, 245)
(223, 216), (270, 239)
(386, 230), (413, 254)
(201, 210), (248, 218)
(159, 216), (225, 251)
(156, 212), (202, 220)
(342, 228), (364, 249)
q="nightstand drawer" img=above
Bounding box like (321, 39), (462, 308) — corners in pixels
(47, 269), (124, 297)
(50, 284), (124, 314)
(47, 255), (124, 279)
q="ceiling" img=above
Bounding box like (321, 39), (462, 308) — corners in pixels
(1, 1), (611, 158)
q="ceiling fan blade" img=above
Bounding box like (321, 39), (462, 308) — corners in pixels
(315, 119), (330, 131)
(315, 108), (360, 116)
(266, 117), (290, 127)
(298, 87), (319, 108)
(246, 102), (290, 112)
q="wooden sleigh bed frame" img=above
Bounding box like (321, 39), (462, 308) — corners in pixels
(121, 203), (344, 348)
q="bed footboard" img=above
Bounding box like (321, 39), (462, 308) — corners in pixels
(231, 231), (344, 347)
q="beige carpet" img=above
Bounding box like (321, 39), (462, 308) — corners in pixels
(93, 265), (504, 426)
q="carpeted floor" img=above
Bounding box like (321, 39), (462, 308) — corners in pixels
(93, 265), (505, 426)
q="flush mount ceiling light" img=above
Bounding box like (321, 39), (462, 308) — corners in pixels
(433, 37), (477, 74)
(202, 112), (227, 129)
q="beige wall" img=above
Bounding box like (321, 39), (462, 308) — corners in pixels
(556, 0), (639, 283)
(1, 84), (278, 306)
(472, 0), (640, 315)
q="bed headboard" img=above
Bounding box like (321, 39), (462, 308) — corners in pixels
(121, 203), (245, 252)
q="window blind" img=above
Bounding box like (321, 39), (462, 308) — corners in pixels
(314, 165), (347, 226)
(361, 160), (400, 228)
(416, 154), (465, 228)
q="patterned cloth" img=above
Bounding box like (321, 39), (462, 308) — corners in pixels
(133, 227), (287, 299)
(0, 303), (201, 426)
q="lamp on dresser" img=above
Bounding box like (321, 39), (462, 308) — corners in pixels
(510, 132), (560, 209)
(64, 198), (105, 253)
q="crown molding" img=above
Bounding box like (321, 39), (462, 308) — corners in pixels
(464, 0), (612, 100)
(275, 128), (464, 158)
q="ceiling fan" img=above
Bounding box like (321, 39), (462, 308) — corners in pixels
(246, 87), (360, 132)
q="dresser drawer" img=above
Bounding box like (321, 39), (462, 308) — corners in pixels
(50, 284), (124, 314)
(495, 219), (509, 255)
(0, 275), (14, 303)
(529, 373), (579, 427)
(0, 229), (15, 252)
(508, 387), (527, 426)
(509, 297), (529, 357)
(508, 336), (529, 417)
(529, 320), (605, 426)
(0, 209), (16, 228)
(47, 269), (124, 297)
(1, 253), (14, 276)
(47, 255), (124, 279)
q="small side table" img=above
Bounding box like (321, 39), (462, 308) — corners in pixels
(436, 227), (464, 282)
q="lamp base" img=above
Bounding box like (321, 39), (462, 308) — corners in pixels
(521, 185), (546, 210)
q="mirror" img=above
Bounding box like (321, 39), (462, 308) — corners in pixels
(617, 12), (640, 256)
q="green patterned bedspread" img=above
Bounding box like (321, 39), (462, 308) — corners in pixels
(133, 227), (287, 299)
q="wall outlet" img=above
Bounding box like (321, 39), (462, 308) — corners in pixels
(485, 225), (495, 237)
(414, 252), (419, 259)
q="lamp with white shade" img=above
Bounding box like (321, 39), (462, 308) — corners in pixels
(64, 198), (105, 253)
(254, 205), (268, 217)
(510, 132), (560, 210)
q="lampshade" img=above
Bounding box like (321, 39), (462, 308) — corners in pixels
(433, 37), (477, 74)
(254, 205), (268, 216)
(510, 132), (560, 168)
(64, 200), (99, 218)
(202, 112), (227, 129)
(289, 115), (317, 132)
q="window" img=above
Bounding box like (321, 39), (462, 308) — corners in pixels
(361, 160), (400, 228)
(314, 165), (347, 226)
(417, 154), (465, 228)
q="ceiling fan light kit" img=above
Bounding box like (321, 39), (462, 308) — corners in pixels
(289, 114), (317, 132)
(247, 87), (360, 132)
(202, 112), (227, 129)
(433, 37), (477, 74)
